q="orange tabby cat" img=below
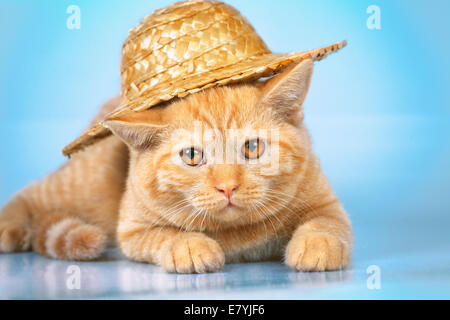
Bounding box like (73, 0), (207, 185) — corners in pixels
(0, 59), (352, 273)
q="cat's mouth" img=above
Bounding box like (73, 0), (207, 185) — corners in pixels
(219, 199), (238, 211)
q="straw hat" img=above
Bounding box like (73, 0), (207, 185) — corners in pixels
(62, 0), (346, 156)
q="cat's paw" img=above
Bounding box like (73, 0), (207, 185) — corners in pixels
(0, 222), (31, 253)
(285, 232), (350, 272)
(159, 234), (225, 274)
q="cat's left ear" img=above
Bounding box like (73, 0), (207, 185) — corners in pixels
(260, 59), (314, 125)
(103, 109), (168, 151)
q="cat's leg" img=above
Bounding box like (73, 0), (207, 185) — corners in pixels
(118, 218), (224, 273)
(285, 200), (353, 272)
(0, 140), (124, 259)
(31, 213), (107, 261)
(0, 193), (108, 259)
(0, 193), (32, 253)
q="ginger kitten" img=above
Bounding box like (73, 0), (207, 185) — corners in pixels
(0, 59), (352, 273)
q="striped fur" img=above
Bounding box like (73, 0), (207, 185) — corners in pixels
(0, 60), (353, 271)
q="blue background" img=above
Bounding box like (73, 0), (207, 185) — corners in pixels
(0, 0), (449, 299)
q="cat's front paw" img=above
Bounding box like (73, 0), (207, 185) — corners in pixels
(0, 222), (31, 253)
(285, 232), (350, 272)
(159, 234), (225, 274)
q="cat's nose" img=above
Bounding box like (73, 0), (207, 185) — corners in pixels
(215, 182), (239, 199)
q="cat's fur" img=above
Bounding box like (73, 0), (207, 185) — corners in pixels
(0, 60), (352, 273)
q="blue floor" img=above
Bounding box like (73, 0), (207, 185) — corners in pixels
(1, 217), (450, 300)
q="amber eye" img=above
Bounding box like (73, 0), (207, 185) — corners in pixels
(242, 138), (265, 160)
(180, 147), (204, 167)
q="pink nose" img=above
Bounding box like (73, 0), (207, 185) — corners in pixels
(215, 182), (239, 199)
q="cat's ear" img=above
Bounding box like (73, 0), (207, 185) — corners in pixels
(103, 110), (168, 150)
(260, 59), (314, 125)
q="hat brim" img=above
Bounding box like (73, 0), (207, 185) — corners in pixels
(62, 40), (346, 156)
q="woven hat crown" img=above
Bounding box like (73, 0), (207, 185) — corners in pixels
(120, 0), (270, 102)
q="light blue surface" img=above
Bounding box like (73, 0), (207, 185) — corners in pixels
(1, 236), (449, 300)
(1, 0), (450, 299)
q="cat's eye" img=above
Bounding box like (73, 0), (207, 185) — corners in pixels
(242, 138), (265, 160)
(179, 147), (204, 167)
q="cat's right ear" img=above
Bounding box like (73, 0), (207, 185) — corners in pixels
(103, 110), (168, 151)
